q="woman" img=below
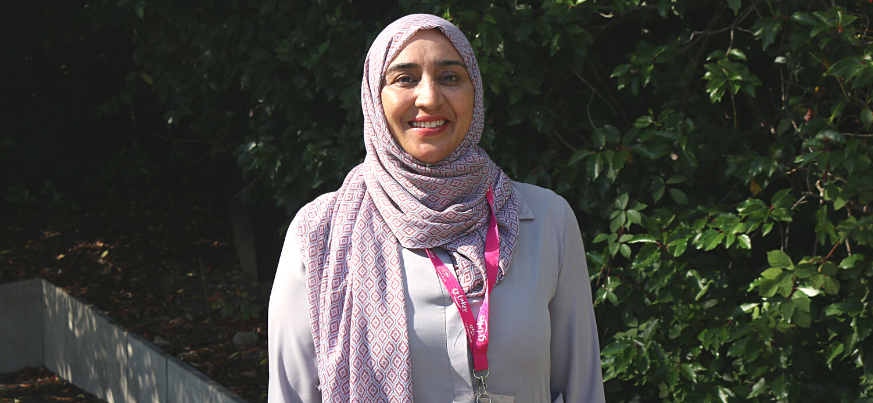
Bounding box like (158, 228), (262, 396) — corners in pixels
(269, 14), (605, 403)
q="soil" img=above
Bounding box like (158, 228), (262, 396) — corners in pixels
(0, 188), (274, 402)
(0, 366), (105, 402)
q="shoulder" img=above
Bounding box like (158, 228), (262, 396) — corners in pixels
(293, 192), (338, 232)
(510, 181), (574, 222)
(286, 191), (340, 260)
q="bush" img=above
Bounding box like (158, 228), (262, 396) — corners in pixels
(103, 0), (873, 400)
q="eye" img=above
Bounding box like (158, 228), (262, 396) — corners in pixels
(440, 73), (461, 84)
(389, 74), (418, 87)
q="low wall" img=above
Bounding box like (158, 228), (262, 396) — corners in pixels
(0, 278), (247, 403)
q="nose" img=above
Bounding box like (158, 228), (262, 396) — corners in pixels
(414, 75), (444, 110)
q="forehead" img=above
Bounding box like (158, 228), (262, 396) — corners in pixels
(389, 29), (463, 64)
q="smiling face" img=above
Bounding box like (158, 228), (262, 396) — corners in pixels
(380, 29), (475, 164)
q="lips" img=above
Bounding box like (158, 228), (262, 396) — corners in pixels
(410, 119), (446, 128)
(407, 116), (450, 136)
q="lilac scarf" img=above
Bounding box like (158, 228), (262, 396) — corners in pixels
(295, 14), (519, 402)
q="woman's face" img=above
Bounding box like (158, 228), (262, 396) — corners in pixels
(381, 29), (474, 164)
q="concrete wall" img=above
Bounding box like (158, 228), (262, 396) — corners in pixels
(0, 278), (248, 403)
(0, 279), (43, 373)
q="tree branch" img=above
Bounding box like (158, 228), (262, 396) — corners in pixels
(802, 191), (873, 215)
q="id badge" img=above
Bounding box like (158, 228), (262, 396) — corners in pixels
(477, 391), (515, 403)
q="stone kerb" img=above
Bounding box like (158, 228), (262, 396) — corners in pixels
(0, 278), (248, 403)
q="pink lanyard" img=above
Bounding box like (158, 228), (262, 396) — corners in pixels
(425, 188), (500, 376)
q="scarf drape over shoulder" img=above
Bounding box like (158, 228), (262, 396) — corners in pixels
(295, 14), (519, 402)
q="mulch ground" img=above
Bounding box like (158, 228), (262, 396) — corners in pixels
(0, 188), (274, 402)
(0, 366), (104, 402)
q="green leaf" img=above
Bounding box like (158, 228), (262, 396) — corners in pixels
(737, 234), (752, 249)
(823, 277), (840, 294)
(862, 109), (873, 131)
(727, 0), (741, 15)
(620, 243), (632, 259)
(717, 386), (734, 403)
(318, 40), (331, 55)
(790, 12), (816, 25)
(588, 153), (602, 180)
(810, 22), (831, 38)
(777, 271), (794, 297)
(791, 292), (810, 312)
(628, 234), (657, 244)
(761, 267), (783, 280)
(820, 261), (838, 276)
(794, 309), (812, 327)
(824, 302), (845, 316)
(603, 125), (621, 144)
(727, 338), (749, 357)
(797, 286), (820, 297)
(782, 300), (796, 319)
(679, 363), (698, 383)
(727, 48), (747, 61)
(610, 63), (630, 78)
(759, 278), (778, 297)
(767, 250), (793, 269)
(616, 192), (629, 210)
(602, 341), (632, 356)
(141, 73), (154, 86)
(752, 17), (784, 50)
(133, 0), (146, 19)
(740, 302), (759, 313)
(666, 174), (686, 184)
(514, 22), (534, 41)
(669, 323), (687, 339)
(592, 128), (606, 149)
(626, 210), (641, 225)
(827, 58), (864, 79)
(811, 273), (825, 289)
(705, 232), (725, 251)
(748, 378), (767, 398)
(670, 188), (688, 205)
(839, 254), (864, 269)
(828, 342), (844, 366)
(669, 240), (688, 257)
(772, 374), (789, 400)
(593, 233), (609, 243)
(568, 150), (590, 166)
(763, 221), (774, 236)
(608, 242), (620, 257)
(795, 263), (815, 278)
(634, 115), (654, 128)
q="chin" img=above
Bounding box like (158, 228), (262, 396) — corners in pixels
(412, 149), (449, 164)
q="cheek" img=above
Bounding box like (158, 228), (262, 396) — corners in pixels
(455, 87), (475, 129)
(380, 90), (397, 120)
(464, 91), (474, 121)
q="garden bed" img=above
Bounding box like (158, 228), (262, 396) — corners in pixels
(0, 188), (273, 402)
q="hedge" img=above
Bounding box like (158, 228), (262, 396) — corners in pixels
(75, 0), (873, 401)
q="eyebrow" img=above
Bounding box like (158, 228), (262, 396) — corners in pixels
(385, 59), (467, 74)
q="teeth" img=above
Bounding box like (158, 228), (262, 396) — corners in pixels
(411, 120), (446, 128)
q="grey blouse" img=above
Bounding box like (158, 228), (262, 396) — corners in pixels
(268, 182), (605, 403)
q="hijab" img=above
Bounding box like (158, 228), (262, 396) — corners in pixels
(295, 14), (519, 402)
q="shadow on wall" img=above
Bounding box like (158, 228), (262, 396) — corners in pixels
(0, 278), (246, 403)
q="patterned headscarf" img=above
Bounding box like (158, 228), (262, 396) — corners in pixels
(295, 14), (519, 402)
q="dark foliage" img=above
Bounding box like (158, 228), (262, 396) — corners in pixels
(5, 0), (873, 401)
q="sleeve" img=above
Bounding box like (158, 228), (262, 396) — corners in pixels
(268, 218), (322, 403)
(548, 199), (605, 403)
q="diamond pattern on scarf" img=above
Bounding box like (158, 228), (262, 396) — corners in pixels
(296, 14), (519, 402)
